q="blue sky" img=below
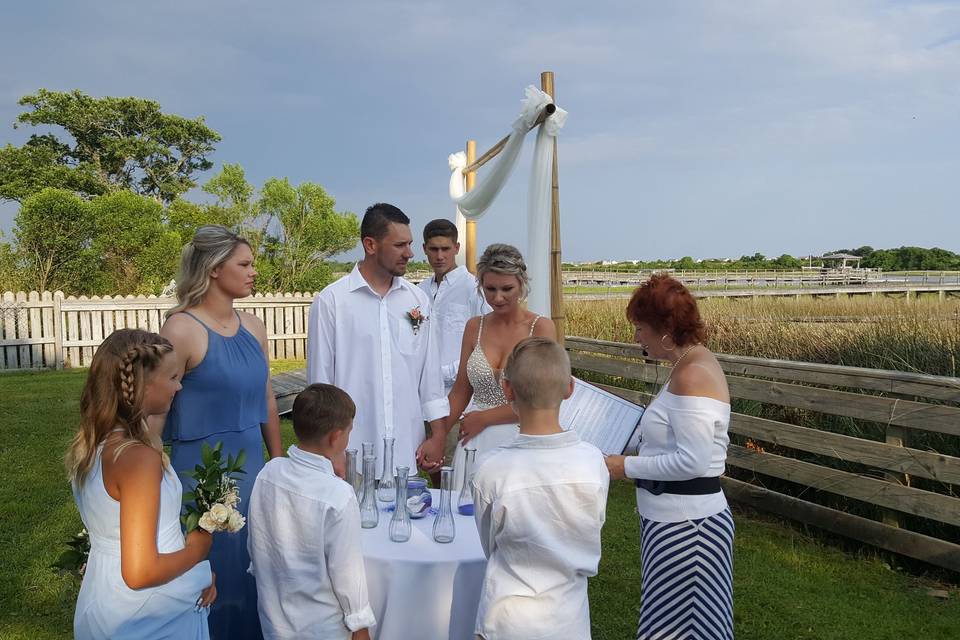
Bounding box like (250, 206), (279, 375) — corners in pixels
(1, 1), (958, 262)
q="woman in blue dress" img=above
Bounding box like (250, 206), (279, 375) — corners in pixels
(155, 225), (282, 640)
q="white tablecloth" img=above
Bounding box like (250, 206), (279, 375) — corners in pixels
(361, 489), (486, 640)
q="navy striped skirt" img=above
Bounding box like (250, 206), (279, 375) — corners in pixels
(637, 508), (735, 640)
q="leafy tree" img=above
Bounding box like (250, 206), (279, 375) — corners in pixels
(13, 188), (98, 292)
(87, 191), (181, 294)
(772, 254), (801, 269)
(0, 241), (27, 291)
(256, 178), (358, 291)
(0, 89), (220, 203)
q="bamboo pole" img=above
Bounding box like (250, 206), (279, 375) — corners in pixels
(465, 139), (478, 274)
(541, 71), (565, 344)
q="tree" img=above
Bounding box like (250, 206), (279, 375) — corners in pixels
(13, 188), (98, 292)
(255, 178), (359, 291)
(0, 89), (220, 203)
(87, 191), (181, 294)
(772, 254), (801, 269)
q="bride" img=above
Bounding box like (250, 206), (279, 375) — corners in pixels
(446, 244), (557, 490)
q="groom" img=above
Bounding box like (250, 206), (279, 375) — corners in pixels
(306, 203), (450, 475)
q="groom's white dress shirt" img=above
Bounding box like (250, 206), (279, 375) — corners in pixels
(307, 264), (450, 472)
(472, 430), (609, 640)
(247, 446), (376, 640)
(418, 265), (491, 393)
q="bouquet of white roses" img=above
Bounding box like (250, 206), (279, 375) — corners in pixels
(181, 442), (247, 534)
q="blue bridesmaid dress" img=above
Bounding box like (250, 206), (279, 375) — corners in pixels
(165, 311), (268, 640)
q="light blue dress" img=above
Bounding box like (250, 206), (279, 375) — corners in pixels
(73, 445), (212, 639)
(164, 311), (268, 640)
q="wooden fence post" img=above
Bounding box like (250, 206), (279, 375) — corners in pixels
(53, 291), (64, 370)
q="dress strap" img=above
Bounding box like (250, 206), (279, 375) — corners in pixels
(529, 315), (541, 336)
(477, 314), (485, 343)
(180, 310), (211, 330)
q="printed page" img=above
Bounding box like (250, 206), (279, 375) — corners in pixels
(560, 378), (644, 454)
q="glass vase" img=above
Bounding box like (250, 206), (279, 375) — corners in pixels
(457, 447), (477, 516)
(433, 466), (456, 543)
(377, 436), (396, 503)
(359, 454), (379, 529)
(388, 466), (412, 543)
(345, 449), (361, 499)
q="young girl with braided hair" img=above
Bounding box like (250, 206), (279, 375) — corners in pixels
(67, 328), (216, 639)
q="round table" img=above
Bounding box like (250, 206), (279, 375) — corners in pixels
(360, 489), (486, 640)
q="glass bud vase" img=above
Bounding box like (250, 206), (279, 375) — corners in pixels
(377, 437), (396, 503)
(345, 449), (361, 499)
(457, 447), (477, 516)
(359, 454), (379, 529)
(388, 466), (412, 543)
(433, 466), (456, 543)
(359, 441), (375, 503)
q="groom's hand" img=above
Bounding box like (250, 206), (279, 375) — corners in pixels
(416, 430), (446, 473)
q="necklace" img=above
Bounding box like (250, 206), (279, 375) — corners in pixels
(661, 343), (700, 389)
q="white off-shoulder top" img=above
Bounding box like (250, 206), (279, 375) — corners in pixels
(624, 389), (731, 522)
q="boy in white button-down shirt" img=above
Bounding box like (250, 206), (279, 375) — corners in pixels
(247, 384), (375, 640)
(472, 338), (609, 640)
(418, 218), (491, 395)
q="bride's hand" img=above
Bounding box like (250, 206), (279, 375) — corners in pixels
(458, 411), (487, 445)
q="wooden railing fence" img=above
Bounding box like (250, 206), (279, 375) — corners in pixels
(565, 336), (960, 573)
(0, 291), (318, 370)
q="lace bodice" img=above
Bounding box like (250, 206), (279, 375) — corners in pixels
(466, 314), (540, 410)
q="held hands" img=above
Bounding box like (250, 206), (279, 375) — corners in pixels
(604, 455), (627, 481)
(415, 434), (445, 473)
(458, 411), (488, 445)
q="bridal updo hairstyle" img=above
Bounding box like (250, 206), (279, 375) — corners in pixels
(626, 273), (706, 347)
(476, 243), (530, 300)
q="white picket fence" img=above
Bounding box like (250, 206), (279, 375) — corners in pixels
(0, 291), (318, 370)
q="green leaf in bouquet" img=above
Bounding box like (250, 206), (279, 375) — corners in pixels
(200, 442), (213, 467)
(51, 549), (84, 571)
(235, 448), (247, 471)
(181, 491), (196, 503)
(184, 511), (200, 533)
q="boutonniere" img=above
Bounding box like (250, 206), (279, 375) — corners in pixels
(406, 306), (427, 335)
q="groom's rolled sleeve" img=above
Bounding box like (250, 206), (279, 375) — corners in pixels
(419, 306), (450, 422)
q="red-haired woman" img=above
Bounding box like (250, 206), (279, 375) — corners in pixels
(605, 274), (734, 640)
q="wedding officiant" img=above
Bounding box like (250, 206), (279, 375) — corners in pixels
(306, 203), (450, 475)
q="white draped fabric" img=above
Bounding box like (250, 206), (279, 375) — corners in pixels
(447, 152), (468, 267)
(447, 86), (567, 316)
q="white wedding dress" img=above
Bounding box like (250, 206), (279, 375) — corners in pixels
(451, 315), (539, 491)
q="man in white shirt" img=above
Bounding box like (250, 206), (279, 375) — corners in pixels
(472, 337), (609, 640)
(417, 218), (490, 395)
(307, 203), (450, 474)
(248, 383), (375, 640)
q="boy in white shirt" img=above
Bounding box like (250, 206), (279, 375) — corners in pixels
(247, 384), (375, 640)
(472, 337), (609, 640)
(418, 218), (490, 395)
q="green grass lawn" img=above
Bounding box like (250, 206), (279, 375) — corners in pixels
(2, 367), (958, 639)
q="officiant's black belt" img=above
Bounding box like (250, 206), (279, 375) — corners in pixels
(634, 477), (721, 495)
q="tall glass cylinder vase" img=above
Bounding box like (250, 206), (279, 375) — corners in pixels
(388, 466), (412, 543)
(457, 447), (477, 516)
(359, 454), (379, 529)
(359, 442), (374, 503)
(345, 449), (360, 499)
(433, 466), (456, 543)
(377, 436), (396, 503)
